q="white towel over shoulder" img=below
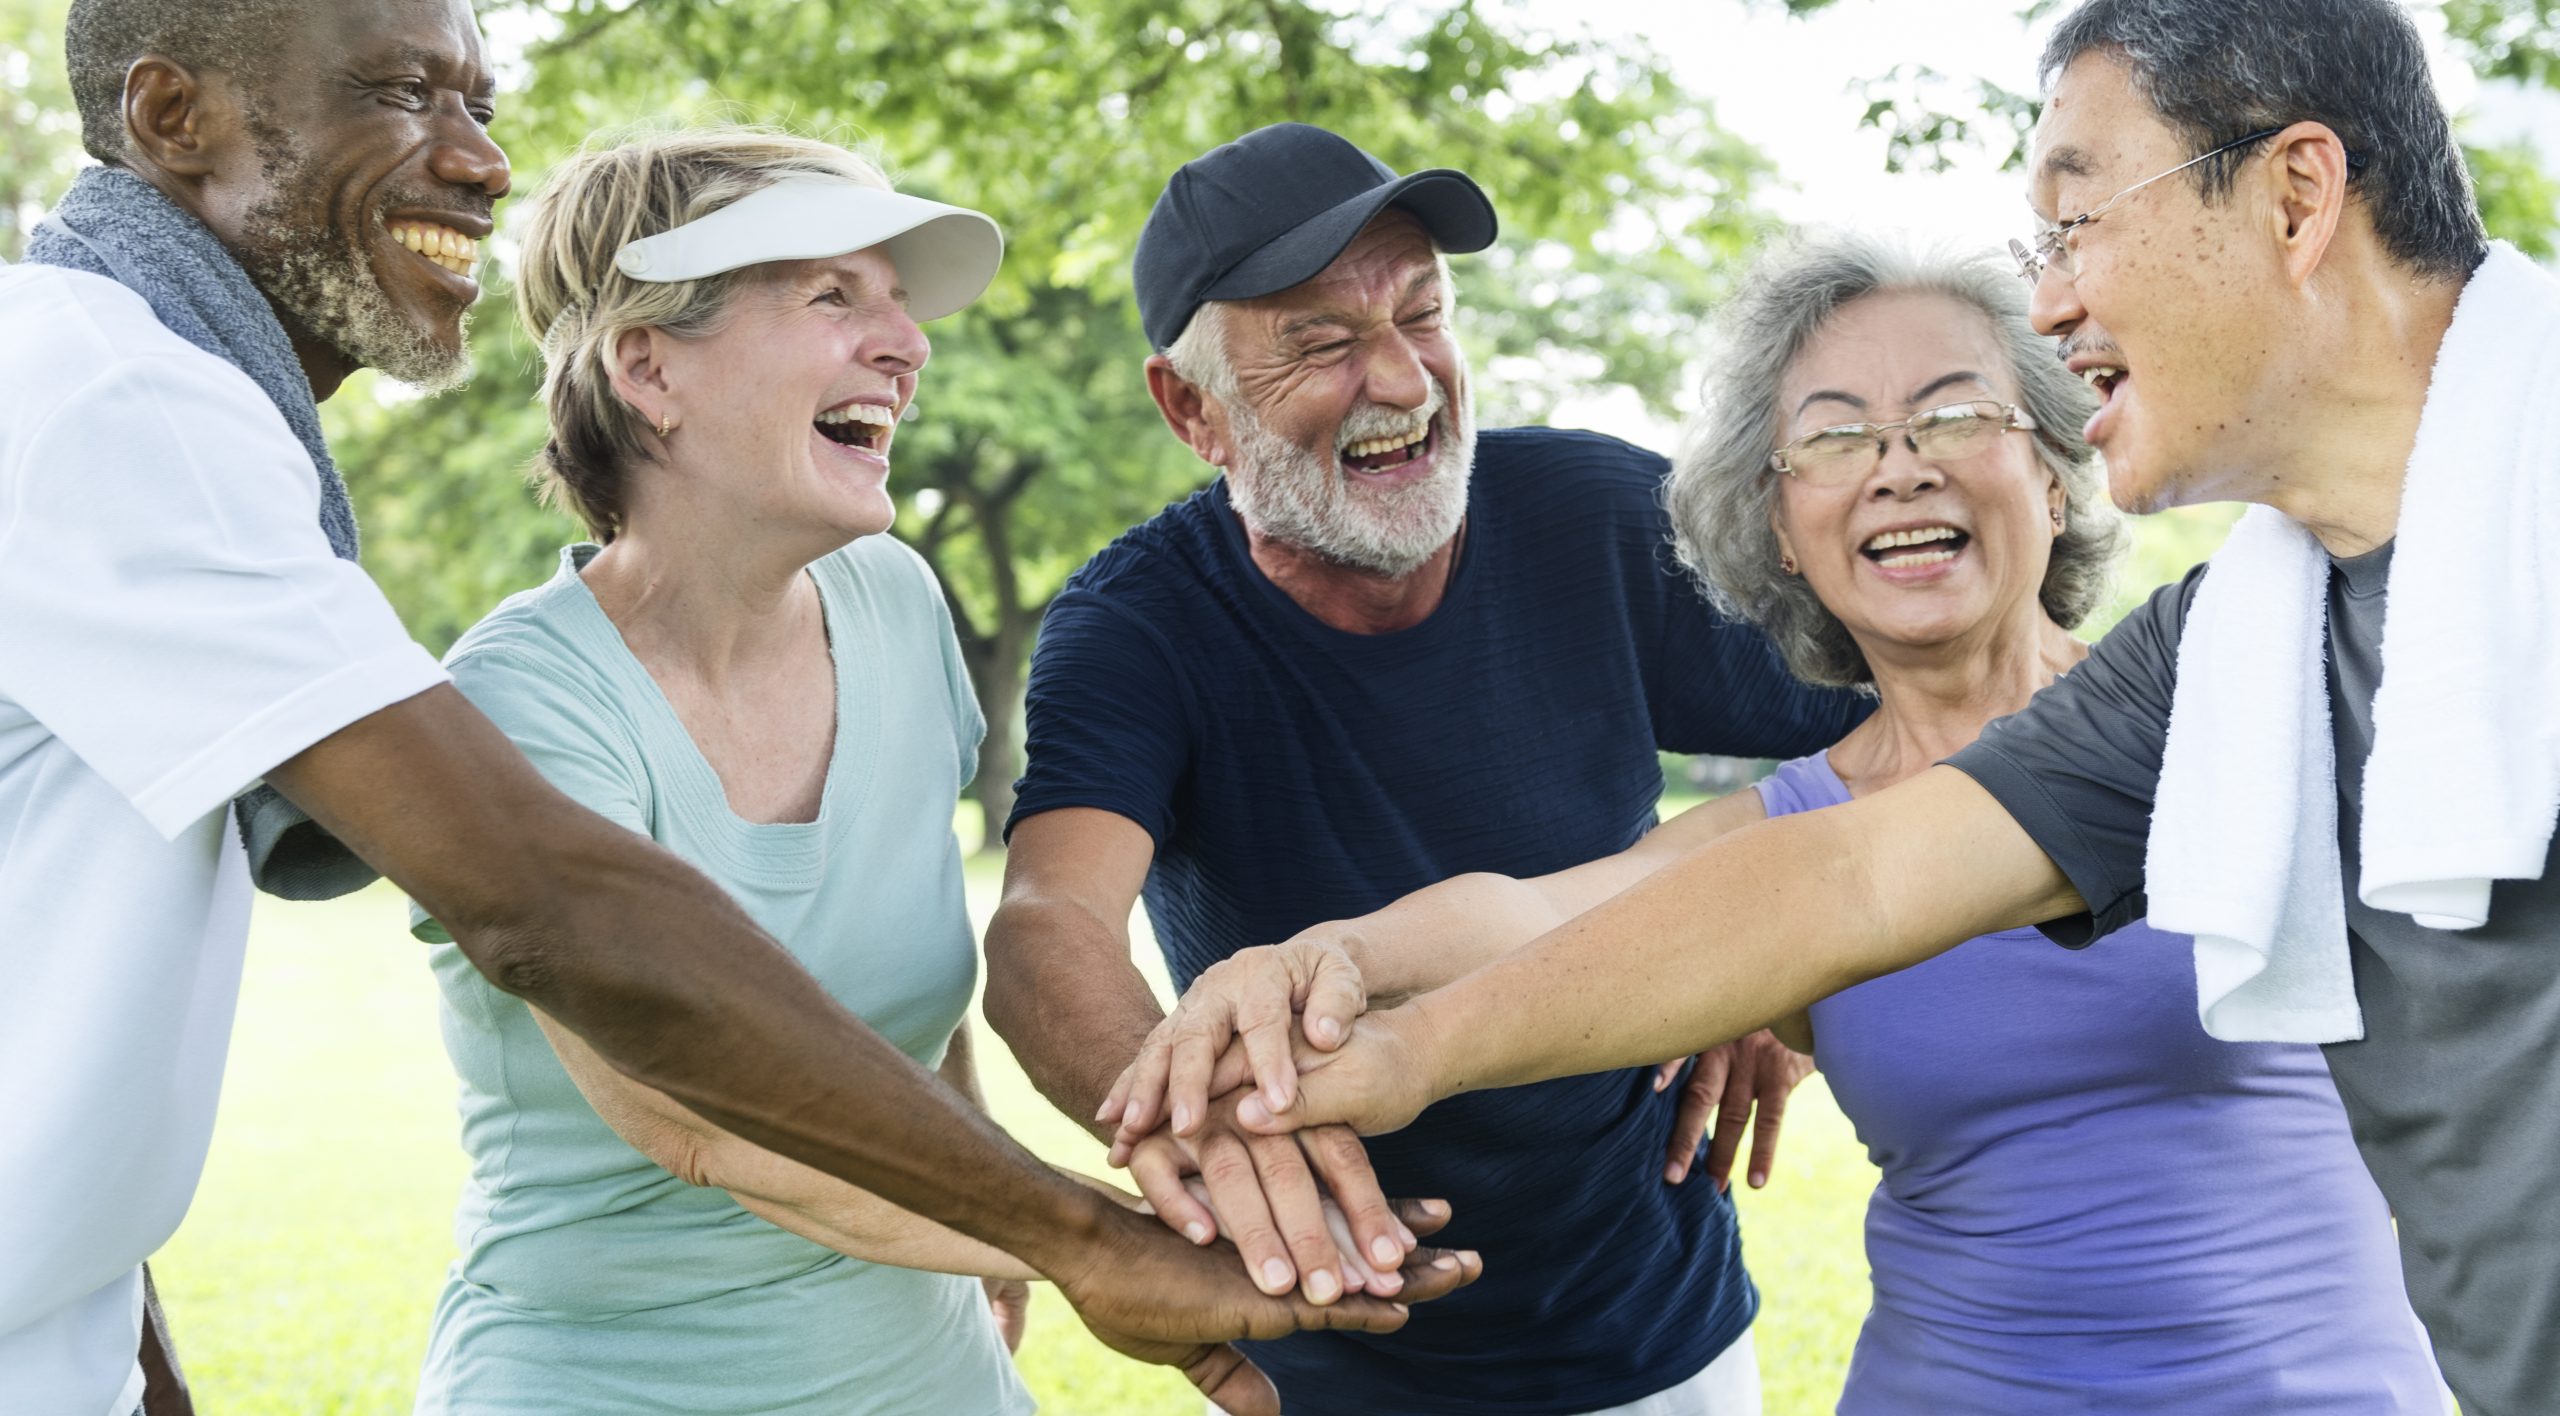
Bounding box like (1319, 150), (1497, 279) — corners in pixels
(2146, 241), (2560, 1043)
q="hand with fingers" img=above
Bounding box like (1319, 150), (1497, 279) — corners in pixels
(1059, 1199), (1481, 1416)
(1116, 1095), (1431, 1305)
(1652, 1029), (1815, 1192)
(1100, 934), (1369, 1158)
(983, 1276), (1031, 1353)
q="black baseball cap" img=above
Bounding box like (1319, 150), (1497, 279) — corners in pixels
(1133, 123), (1499, 351)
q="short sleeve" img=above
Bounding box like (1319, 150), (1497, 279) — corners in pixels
(0, 354), (445, 838)
(1948, 569), (2201, 943)
(1648, 568), (1872, 759)
(1004, 590), (1193, 846)
(410, 647), (648, 944)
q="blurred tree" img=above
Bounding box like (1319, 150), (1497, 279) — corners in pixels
(322, 0), (1780, 840)
(0, 0), (79, 261)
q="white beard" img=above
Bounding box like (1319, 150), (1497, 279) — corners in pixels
(1225, 377), (1476, 580)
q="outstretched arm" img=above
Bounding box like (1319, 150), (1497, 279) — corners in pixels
(269, 687), (1475, 1416)
(1242, 766), (2082, 1136)
(529, 1008), (1046, 1279)
(1107, 789), (1772, 1139)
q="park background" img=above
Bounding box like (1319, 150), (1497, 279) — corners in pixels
(7, 0), (2560, 1408)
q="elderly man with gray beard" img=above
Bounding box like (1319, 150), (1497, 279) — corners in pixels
(984, 124), (1867, 1416)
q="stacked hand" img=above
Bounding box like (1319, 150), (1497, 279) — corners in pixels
(1102, 930), (1813, 1191)
(1055, 1199), (1479, 1416)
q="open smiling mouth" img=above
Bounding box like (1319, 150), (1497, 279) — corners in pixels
(1339, 420), (1435, 475)
(1862, 525), (1969, 568)
(389, 219), (479, 280)
(815, 403), (894, 455)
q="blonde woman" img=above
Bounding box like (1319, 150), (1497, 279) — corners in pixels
(407, 127), (1471, 1415)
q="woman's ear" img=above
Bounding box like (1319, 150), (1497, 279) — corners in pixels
(605, 326), (676, 433)
(2046, 471), (2069, 534)
(1769, 508), (1802, 575)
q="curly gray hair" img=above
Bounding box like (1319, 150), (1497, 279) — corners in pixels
(1666, 236), (2128, 689)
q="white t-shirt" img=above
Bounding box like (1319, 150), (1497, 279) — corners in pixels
(0, 265), (446, 1415)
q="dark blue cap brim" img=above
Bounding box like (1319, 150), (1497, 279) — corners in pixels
(1196, 169), (1497, 306)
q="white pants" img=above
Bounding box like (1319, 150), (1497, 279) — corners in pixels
(1209, 1326), (1760, 1416)
(1581, 1329), (1761, 1416)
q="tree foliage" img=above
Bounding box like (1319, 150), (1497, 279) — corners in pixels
(0, 0), (79, 261)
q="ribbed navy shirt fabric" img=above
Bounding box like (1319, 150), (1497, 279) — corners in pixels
(1010, 427), (1868, 1415)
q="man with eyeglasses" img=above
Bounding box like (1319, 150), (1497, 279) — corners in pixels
(1203, 3), (2560, 1410)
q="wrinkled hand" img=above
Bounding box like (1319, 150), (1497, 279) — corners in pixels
(1100, 933), (1368, 1151)
(1652, 1029), (1814, 1191)
(1118, 1092), (1421, 1304)
(1058, 1202), (1481, 1416)
(1225, 1010), (1441, 1140)
(984, 1276), (1031, 1353)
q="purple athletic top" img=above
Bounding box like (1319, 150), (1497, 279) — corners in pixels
(1757, 752), (2443, 1413)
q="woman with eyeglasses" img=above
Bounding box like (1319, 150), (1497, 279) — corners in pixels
(1103, 237), (2444, 1410)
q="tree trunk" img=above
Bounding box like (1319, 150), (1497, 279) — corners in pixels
(968, 614), (1029, 856)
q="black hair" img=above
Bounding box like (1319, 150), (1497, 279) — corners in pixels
(2043, 0), (2487, 280)
(65, 0), (302, 164)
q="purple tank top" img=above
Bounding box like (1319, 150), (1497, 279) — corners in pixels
(1757, 753), (2441, 1413)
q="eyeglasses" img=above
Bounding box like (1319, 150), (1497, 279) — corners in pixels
(1769, 400), (2039, 486)
(2009, 127), (2285, 285)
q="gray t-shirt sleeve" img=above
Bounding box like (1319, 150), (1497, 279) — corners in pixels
(1945, 566), (2205, 946)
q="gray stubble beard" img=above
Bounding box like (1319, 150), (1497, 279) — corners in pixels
(231, 116), (473, 393)
(1225, 377), (1477, 581)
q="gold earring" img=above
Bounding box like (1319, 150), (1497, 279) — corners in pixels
(657, 412), (673, 438)
(1779, 553), (1799, 575)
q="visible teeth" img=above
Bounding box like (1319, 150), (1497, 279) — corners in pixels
(1877, 548), (1958, 567)
(389, 220), (478, 277)
(2080, 365), (2124, 388)
(1341, 428), (1428, 459)
(817, 404), (896, 426)
(1862, 526), (1960, 552)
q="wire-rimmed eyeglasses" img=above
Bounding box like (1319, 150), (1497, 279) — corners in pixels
(2008, 127), (2287, 284)
(1769, 400), (2040, 486)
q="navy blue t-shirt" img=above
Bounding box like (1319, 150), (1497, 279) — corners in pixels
(1011, 427), (1866, 1415)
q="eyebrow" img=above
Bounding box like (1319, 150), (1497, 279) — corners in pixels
(801, 261), (909, 305)
(1911, 370), (1993, 404)
(2036, 144), (2098, 184)
(1275, 266), (1448, 342)
(366, 42), (496, 97)
(1794, 371), (1993, 421)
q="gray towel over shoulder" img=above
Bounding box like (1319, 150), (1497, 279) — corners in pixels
(26, 166), (380, 899)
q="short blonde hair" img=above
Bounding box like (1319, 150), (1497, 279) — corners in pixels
(514, 125), (893, 542)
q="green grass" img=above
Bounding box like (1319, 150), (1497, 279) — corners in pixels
(155, 836), (1876, 1414)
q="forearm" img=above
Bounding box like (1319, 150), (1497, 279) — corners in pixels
(1332, 793), (1763, 1001)
(1400, 773), (2073, 1099)
(983, 896), (1166, 1137)
(277, 696), (1109, 1277)
(1330, 874), (1582, 1003)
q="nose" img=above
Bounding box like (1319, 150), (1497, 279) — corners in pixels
(2026, 262), (2083, 339)
(1361, 329), (1432, 413)
(1869, 432), (1945, 501)
(429, 106), (511, 202)
(865, 304), (931, 379)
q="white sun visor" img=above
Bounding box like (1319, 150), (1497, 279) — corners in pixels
(612, 175), (1004, 321)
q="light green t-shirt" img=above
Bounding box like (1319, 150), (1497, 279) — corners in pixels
(409, 539), (1031, 1416)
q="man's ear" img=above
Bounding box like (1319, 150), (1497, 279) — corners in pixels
(606, 327), (679, 440)
(122, 56), (223, 180)
(2268, 120), (2353, 290)
(1145, 355), (1231, 469)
